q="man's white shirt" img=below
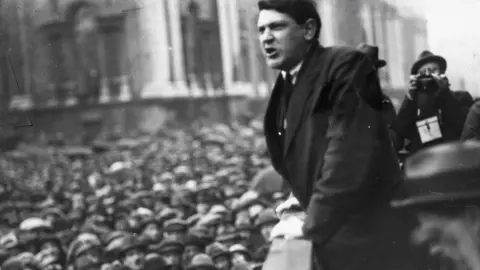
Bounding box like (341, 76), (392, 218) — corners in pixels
(281, 61), (303, 85)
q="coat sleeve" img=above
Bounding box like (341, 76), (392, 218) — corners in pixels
(301, 50), (384, 245)
(396, 95), (418, 149)
(437, 89), (469, 139)
(461, 101), (480, 140)
(381, 94), (401, 150)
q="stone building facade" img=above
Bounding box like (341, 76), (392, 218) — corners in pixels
(0, 0), (428, 109)
(0, 0), (429, 137)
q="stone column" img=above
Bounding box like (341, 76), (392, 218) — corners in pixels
(139, 0), (171, 98)
(385, 7), (402, 88)
(372, 3), (386, 52)
(372, 2), (390, 88)
(230, 0), (241, 64)
(394, 14), (406, 87)
(360, 2), (375, 44)
(319, 0), (337, 46)
(246, 5), (260, 97)
(166, 0), (188, 96)
(227, 0), (246, 95)
(216, 0), (233, 95)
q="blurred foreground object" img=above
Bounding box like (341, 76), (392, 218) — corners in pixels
(391, 141), (480, 209)
(391, 141), (480, 270)
(461, 100), (480, 141)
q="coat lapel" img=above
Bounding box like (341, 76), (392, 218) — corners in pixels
(284, 44), (326, 157)
(263, 74), (284, 163)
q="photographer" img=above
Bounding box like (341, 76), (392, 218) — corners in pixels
(396, 50), (468, 155)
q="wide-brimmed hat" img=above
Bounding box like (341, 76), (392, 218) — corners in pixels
(229, 244), (251, 261)
(206, 242), (230, 260)
(150, 239), (185, 255)
(391, 141), (480, 210)
(163, 218), (188, 232)
(66, 233), (102, 264)
(356, 43), (386, 68)
(410, 50), (447, 75)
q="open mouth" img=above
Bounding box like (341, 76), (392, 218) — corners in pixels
(264, 47), (278, 57)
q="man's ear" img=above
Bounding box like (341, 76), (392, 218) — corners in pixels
(303, 18), (317, 41)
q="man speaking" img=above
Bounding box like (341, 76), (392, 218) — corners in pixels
(258, 0), (426, 270)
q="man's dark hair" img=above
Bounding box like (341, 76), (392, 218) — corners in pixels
(258, 0), (322, 40)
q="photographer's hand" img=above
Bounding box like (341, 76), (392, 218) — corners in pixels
(432, 74), (450, 99)
(407, 74), (419, 100)
(432, 74), (449, 91)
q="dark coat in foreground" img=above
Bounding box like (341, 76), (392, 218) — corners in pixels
(461, 100), (480, 141)
(263, 42), (428, 270)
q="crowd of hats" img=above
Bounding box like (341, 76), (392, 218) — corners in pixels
(0, 121), (287, 270)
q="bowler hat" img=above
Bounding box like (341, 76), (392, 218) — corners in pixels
(411, 50), (447, 75)
(187, 254), (218, 270)
(150, 239), (185, 254)
(106, 235), (146, 258)
(163, 218), (188, 232)
(391, 141), (480, 209)
(356, 43), (386, 68)
(67, 234), (102, 265)
(206, 242), (230, 260)
(229, 244), (251, 260)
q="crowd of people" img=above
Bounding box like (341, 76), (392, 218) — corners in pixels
(2, 47), (480, 270)
(0, 121), (289, 270)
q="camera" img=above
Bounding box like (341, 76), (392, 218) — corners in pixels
(415, 74), (439, 94)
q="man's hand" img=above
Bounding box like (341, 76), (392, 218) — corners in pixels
(433, 74), (450, 91)
(432, 74), (450, 100)
(269, 215), (304, 241)
(407, 74), (419, 100)
(275, 195), (301, 217)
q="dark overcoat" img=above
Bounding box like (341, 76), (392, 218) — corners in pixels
(263, 42), (428, 270)
(461, 100), (480, 141)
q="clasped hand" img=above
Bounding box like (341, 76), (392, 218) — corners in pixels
(270, 196), (306, 241)
(269, 214), (305, 241)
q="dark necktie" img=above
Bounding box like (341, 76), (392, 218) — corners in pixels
(284, 73), (294, 109)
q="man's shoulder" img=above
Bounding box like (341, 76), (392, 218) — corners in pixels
(318, 46), (373, 78)
(323, 45), (367, 61)
(316, 46), (372, 75)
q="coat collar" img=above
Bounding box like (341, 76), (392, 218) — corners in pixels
(281, 61), (303, 84)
